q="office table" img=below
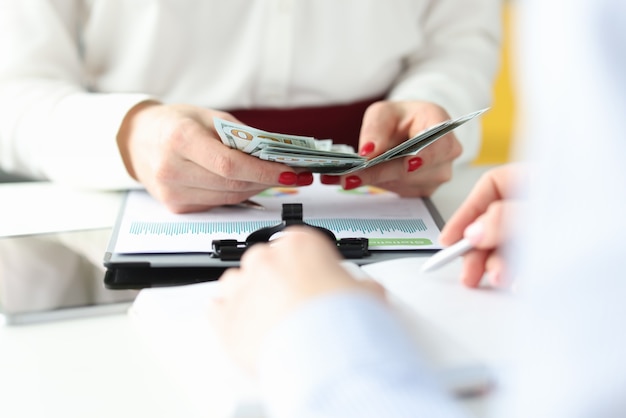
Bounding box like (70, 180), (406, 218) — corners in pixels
(0, 164), (510, 418)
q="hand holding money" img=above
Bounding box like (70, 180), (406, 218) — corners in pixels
(214, 108), (487, 175)
(214, 117), (363, 173)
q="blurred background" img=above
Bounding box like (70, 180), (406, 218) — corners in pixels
(0, 0), (516, 320)
(475, 0), (515, 166)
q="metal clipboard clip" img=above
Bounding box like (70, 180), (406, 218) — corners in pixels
(211, 203), (370, 261)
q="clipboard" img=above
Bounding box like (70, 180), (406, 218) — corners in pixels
(103, 183), (445, 289)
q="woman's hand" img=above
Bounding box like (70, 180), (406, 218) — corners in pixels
(439, 164), (525, 288)
(321, 101), (462, 196)
(117, 101), (313, 213)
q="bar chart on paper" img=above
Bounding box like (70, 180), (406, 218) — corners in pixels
(113, 184), (443, 253)
(128, 218), (429, 236)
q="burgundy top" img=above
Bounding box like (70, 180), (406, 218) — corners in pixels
(229, 96), (382, 151)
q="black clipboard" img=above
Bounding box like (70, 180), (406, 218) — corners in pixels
(103, 188), (445, 290)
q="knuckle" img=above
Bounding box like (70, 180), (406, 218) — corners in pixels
(221, 191), (250, 205)
(211, 153), (238, 178)
(153, 186), (180, 207)
(434, 166), (453, 184)
(449, 137), (463, 159)
(434, 134), (462, 160)
(241, 243), (272, 265)
(420, 185), (439, 196)
(166, 119), (193, 150)
(363, 100), (390, 117)
(153, 162), (179, 184)
(221, 177), (253, 193)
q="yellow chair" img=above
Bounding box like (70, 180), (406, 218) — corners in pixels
(473, 2), (515, 165)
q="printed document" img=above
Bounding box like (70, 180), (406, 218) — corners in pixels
(113, 181), (442, 254)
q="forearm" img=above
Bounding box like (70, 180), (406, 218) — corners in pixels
(258, 292), (466, 418)
(0, 1), (151, 189)
(389, 0), (502, 162)
(0, 80), (151, 189)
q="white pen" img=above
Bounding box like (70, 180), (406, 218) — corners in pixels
(421, 237), (474, 273)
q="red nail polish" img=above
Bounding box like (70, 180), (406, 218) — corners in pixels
(296, 172), (314, 186)
(359, 142), (375, 156)
(278, 172), (297, 185)
(320, 174), (341, 185)
(407, 157), (423, 172)
(344, 176), (362, 190)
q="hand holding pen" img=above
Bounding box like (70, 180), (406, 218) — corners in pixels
(424, 164), (525, 288)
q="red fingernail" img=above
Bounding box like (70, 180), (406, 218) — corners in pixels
(344, 176), (362, 190)
(407, 157), (423, 172)
(296, 172), (314, 186)
(278, 172), (297, 185)
(359, 142), (375, 156)
(320, 174), (341, 185)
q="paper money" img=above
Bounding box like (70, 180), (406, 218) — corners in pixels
(214, 108), (488, 175)
(215, 118), (322, 153)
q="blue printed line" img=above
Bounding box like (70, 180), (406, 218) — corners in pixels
(128, 218), (428, 236)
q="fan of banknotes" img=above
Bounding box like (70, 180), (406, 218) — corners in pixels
(214, 108), (488, 175)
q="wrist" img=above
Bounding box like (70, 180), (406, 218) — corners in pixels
(116, 100), (161, 180)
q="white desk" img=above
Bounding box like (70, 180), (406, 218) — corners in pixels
(0, 164), (507, 418)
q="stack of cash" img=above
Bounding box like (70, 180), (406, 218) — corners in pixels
(214, 108), (487, 175)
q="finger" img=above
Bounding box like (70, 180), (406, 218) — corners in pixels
(161, 157), (268, 192)
(273, 226), (346, 269)
(462, 201), (507, 249)
(217, 266), (239, 282)
(460, 249), (489, 288)
(359, 102), (398, 157)
(439, 165), (513, 246)
(150, 175), (267, 214)
(173, 119), (304, 186)
(149, 161), (267, 213)
(344, 158), (435, 195)
(359, 101), (452, 159)
(338, 135), (459, 194)
(150, 182), (266, 213)
(217, 268), (244, 300)
(358, 100), (442, 160)
(358, 101), (403, 157)
(375, 157), (455, 197)
(160, 185), (267, 214)
(201, 110), (313, 185)
(357, 278), (388, 300)
(408, 131), (463, 169)
(273, 226), (335, 248)
(192, 140), (299, 186)
(239, 241), (274, 270)
(484, 252), (509, 288)
(211, 266), (247, 331)
(338, 155), (452, 197)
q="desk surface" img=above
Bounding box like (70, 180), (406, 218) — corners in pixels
(0, 164), (505, 418)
